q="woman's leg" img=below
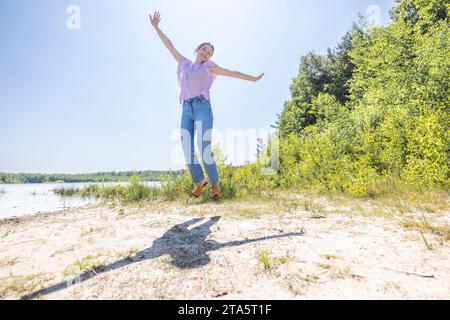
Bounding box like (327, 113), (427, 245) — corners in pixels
(181, 103), (205, 184)
(194, 102), (220, 185)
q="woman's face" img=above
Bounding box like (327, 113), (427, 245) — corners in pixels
(197, 44), (213, 63)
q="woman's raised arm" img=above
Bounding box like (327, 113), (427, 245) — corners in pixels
(149, 11), (184, 63)
(209, 65), (264, 82)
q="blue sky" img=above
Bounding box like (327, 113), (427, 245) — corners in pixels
(0, 0), (395, 174)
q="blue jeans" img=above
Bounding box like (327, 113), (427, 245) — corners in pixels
(181, 96), (219, 185)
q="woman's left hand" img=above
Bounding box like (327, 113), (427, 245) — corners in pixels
(254, 73), (265, 82)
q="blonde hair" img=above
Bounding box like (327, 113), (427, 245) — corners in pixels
(195, 42), (215, 56)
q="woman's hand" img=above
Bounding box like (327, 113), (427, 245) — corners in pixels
(150, 11), (161, 29)
(149, 11), (184, 63)
(253, 73), (265, 82)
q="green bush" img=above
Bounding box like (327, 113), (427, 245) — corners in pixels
(274, 0), (449, 195)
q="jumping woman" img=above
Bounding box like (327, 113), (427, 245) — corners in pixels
(150, 11), (264, 200)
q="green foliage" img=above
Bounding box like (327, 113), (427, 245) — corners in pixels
(75, 179), (157, 203)
(404, 111), (449, 187)
(213, 147), (238, 199)
(277, 23), (364, 137)
(278, 133), (304, 187)
(392, 0), (449, 33)
(53, 187), (81, 196)
(233, 162), (276, 196)
(275, 0), (449, 195)
(158, 171), (192, 201)
(154, 146), (240, 201)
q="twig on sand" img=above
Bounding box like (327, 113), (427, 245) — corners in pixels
(381, 267), (435, 278)
(306, 244), (322, 257)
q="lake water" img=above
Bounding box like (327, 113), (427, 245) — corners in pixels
(0, 181), (161, 220)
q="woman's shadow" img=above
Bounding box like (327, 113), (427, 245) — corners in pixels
(22, 216), (304, 299)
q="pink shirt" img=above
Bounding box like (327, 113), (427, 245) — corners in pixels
(177, 57), (217, 104)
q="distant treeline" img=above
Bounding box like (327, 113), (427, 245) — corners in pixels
(0, 170), (185, 184)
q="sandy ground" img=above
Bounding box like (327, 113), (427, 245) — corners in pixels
(0, 196), (449, 300)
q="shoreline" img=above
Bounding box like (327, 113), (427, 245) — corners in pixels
(0, 203), (104, 225)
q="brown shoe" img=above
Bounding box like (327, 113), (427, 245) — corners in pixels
(210, 184), (221, 200)
(192, 179), (208, 198)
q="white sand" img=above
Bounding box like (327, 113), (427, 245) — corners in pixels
(0, 198), (449, 300)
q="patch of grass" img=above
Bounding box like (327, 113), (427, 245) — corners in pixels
(116, 247), (138, 261)
(144, 220), (168, 228)
(254, 196), (303, 214)
(374, 191), (449, 214)
(81, 183), (157, 203)
(400, 220), (417, 229)
(419, 228), (434, 250)
(359, 206), (396, 218)
(401, 219), (450, 241)
(50, 250), (63, 258)
(80, 227), (105, 237)
(236, 207), (260, 218)
(325, 189), (449, 217)
(52, 176), (449, 229)
(322, 254), (341, 260)
(53, 187), (80, 196)
(310, 212), (326, 219)
(303, 200), (313, 211)
(374, 207), (396, 217)
(287, 283), (302, 296)
(0, 257), (20, 267)
(55, 178), (163, 203)
(400, 216), (450, 248)
(335, 266), (352, 278)
(303, 200), (325, 217)
(417, 204), (437, 213)
(316, 263), (332, 270)
(0, 273), (52, 298)
(270, 197), (300, 214)
(63, 254), (108, 276)
(257, 249), (271, 271)
(275, 257), (289, 264)
(392, 199), (412, 214)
